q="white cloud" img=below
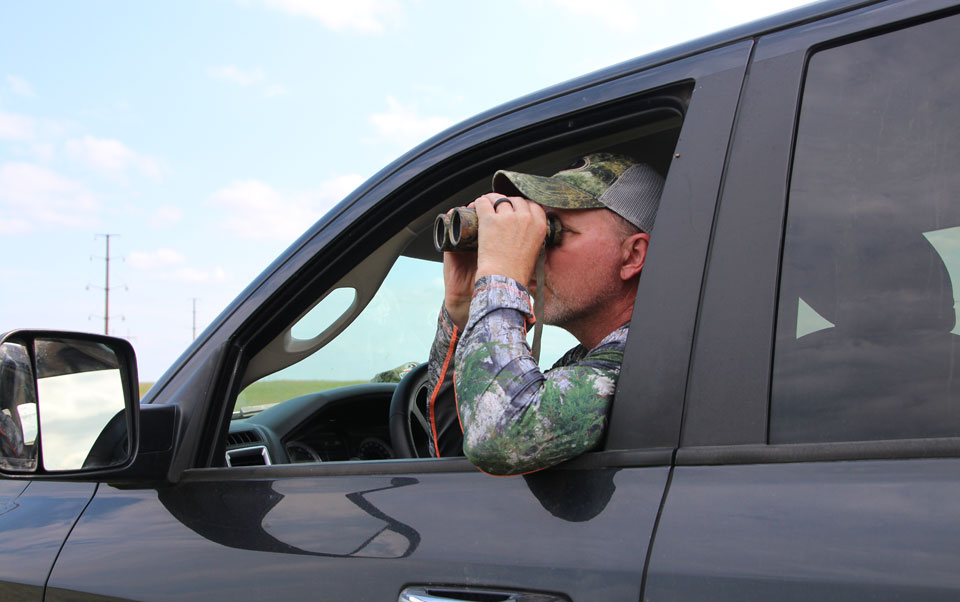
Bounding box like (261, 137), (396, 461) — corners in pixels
(256, 0), (404, 33)
(0, 107), (36, 141)
(149, 205), (183, 227)
(207, 65), (288, 98)
(128, 248), (226, 283)
(208, 175), (363, 240)
(545, 0), (641, 32)
(30, 142), (55, 162)
(128, 248), (186, 270)
(168, 266), (227, 283)
(534, 0), (811, 42)
(207, 65), (266, 86)
(369, 96), (455, 148)
(64, 135), (165, 181)
(0, 162), (101, 231)
(0, 108), (73, 151)
(264, 83), (289, 98)
(6, 75), (37, 98)
(704, 0), (815, 24)
(0, 216), (31, 235)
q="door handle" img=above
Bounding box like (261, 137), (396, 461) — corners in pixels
(399, 586), (569, 602)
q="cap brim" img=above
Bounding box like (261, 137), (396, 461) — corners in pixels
(493, 170), (605, 210)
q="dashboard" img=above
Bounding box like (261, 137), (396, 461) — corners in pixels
(225, 383), (397, 466)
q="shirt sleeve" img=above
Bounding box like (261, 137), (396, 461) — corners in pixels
(454, 274), (626, 475)
(425, 306), (465, 457)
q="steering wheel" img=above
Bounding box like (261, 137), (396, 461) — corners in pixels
(388, 362), (432, 458)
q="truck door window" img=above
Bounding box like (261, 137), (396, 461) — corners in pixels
(232, 253), (582, 463)
(771, 12), (960, 444)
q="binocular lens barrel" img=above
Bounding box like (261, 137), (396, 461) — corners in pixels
(450, 207), (478, 249)
(433, 207), (562, 252)
(433, 214), (451, 252)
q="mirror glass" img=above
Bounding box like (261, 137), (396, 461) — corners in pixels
(0, 342), (39, 471)
(34, 338), (130, 471)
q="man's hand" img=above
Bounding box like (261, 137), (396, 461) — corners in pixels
(442, 242), (477, 330)
(474, 193), (547, 285)
(442, 194), (547, 329)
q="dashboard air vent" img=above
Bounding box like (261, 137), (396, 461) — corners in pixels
(227, 430), (263, 447)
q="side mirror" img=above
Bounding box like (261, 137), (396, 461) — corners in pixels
(0, 330), (139, 475)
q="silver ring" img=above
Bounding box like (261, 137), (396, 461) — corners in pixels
(493, 198), (514, 211)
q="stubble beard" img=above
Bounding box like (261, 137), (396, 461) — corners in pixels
(542, 271), (622, 335)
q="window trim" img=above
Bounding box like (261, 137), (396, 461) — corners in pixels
(677, 437), (960, 466)
(180, 448), (675, 481)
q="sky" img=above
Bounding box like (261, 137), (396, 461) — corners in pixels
(0, 0), (815, 380)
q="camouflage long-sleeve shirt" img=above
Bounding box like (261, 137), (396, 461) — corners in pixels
(426, 274), (628, 475)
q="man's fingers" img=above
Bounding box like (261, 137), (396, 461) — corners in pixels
(476, 193), (535, 215)
(474, 194), (495, 219)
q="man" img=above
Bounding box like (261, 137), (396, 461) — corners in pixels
(426, 153), (664, 475)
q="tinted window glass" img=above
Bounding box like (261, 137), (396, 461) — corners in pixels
(771, 13), (960, 443)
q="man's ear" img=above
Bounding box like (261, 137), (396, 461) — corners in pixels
(620, 233), (650, 281)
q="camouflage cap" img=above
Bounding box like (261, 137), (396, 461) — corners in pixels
(492, 153), (664, 234)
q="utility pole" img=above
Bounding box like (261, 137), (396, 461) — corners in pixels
(94, 233), (119, 335)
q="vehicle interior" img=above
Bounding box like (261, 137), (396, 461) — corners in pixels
(222, 85), (690, 468)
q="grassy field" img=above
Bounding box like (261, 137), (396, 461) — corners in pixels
(139, 379), (368, 410)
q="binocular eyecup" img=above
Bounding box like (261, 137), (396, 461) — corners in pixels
(433, 207), (562, 252)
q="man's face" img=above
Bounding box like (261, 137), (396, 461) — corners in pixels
(536, 207), (628, 329)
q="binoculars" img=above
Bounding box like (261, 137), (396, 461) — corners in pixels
(433, 207), (563, 252)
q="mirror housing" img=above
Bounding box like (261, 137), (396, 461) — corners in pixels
(0, 330), (140, 478)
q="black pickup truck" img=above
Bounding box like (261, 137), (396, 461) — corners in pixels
(2, 0), (960, 600)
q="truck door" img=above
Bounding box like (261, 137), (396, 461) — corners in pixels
(45, 40), (749, 602)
